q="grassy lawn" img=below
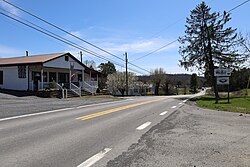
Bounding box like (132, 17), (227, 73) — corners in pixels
(196, 89), (250, 114)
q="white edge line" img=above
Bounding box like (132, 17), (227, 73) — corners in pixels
(179, 102), (183, 105)
(171, 106), (177, 109)
(0, 99), (128, 122)
(160, 111), (168, 116)
(136, 122), (152, 130)
(0, 108), (74, 122)
(77, 148), (112, 167)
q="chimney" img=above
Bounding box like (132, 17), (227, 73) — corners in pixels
(80, 51), (83, 63)
(26, 51), (29, 56)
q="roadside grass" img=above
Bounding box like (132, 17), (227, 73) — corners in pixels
(81, 95), (120, 100)
(196, 89), (250, 114)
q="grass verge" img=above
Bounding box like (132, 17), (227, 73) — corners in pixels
(81, 95), (120, 100)
(196, 89), (250, 114)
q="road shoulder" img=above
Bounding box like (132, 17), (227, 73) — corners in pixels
(106, 103), (250, 167)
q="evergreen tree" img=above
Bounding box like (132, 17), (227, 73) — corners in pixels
(98, 61), (116, 76)
(179, 2), (246, 103)
(98, 61), (116, 89)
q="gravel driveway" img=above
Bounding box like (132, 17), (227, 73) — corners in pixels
(0, 92), (121, 119)
(106, 103), (250, 167)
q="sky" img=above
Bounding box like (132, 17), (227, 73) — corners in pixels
(0, 0), (249, 75)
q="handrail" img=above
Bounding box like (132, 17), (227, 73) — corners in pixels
(81, 81), (97, 94)
(85, 81), (98, 88)
(70, 83), (81, 96)
(56, 83), (63, 90)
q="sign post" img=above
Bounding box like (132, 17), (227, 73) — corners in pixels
(214, 68), (232, 103)
(247, 76), (250, 89)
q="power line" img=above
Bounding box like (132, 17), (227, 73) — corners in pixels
(2, 0), (124, 62)
(149, 0), (215, 39)
(0, 8), (107, 61)
(130, 39), (178, 62)
(0, 7), (148, 74)
(0, 10), (149, 74)
(130, 0), (250, 63)
(228, 0), (250, 13)
(2, 0), (151, 74)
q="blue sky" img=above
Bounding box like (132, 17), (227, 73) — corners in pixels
(0, 0), (249, 75)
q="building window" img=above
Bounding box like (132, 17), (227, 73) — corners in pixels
(18, 66), (26, 78)
(49, 72), (56, 82)
(65, 56), (69, 61)
(58, 73), (69, 83)
(0, 71), (3, 84)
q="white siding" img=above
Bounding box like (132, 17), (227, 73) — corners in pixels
(43, 55), (84, 70)
(0, 66), (28, 90)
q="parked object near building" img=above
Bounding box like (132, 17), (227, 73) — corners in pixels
(0, 52), (101, 98)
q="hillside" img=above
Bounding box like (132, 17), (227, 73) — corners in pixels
(138, 74), (206, 87)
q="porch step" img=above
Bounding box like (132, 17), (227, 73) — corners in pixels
(81, 90), (92, 96)
(66, 89), (80, 98)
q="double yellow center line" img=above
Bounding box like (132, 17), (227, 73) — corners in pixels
(76, 99), (162, 121)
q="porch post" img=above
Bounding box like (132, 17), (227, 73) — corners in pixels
(69, 69), (71, 89)
(27, 65), (29, 91)
(82, 69), (85, 82)
(41, 68), (44, 90)
(48, 72), (50, 82)
(90, 71), (92, 81)
(56, 72), (58, 82)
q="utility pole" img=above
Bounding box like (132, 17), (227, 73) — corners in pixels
(125, 52), (128, 96)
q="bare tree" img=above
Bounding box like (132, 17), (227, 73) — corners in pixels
(151, 68), (166, 95)
(106, 71), (138, 96)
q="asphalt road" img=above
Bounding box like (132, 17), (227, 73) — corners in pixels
(0, 95), (194, 167)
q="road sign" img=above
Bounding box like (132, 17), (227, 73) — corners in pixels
(217, 77), (229, 85)
(214, 68), (231, 76)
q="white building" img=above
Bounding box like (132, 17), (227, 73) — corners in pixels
(0, 52), (101, 96)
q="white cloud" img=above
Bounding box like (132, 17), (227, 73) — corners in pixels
(0, 45), (23, 58)
(91, 38), (179, 55)
(0, 1), (19, 15)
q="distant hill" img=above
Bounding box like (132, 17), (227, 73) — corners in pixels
(138, 74), (206, 87)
